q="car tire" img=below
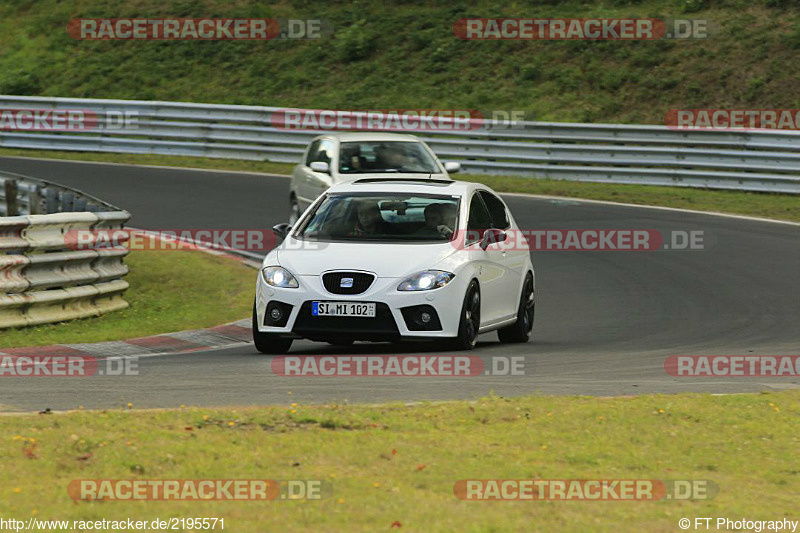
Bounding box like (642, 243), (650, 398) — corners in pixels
(252, 302), (293, 354)
(497, 273), (534, 344)
(449, 280), (480, 351)
(288, 196), (300, 225)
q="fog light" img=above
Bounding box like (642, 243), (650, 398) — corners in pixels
(264, 301), (293, 327)
(401, 305), (442, 331)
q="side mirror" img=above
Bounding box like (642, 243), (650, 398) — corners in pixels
(309, 161), (330, 174)
(272, 223), (292, 240)
(444, 161), (461, 174)
(480, 228), (506, 250)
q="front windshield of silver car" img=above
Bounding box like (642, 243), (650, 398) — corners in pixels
(338, 142), (441, 174)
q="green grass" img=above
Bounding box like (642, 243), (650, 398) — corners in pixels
(3, 148), (798, 223)
(0, 390), (797, 531)
(1, 1), (800, 124)
(0, 249), (254, 348)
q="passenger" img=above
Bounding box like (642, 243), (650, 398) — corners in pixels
(348, 200), (387, 237)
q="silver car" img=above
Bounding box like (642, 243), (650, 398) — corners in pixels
(288, 132), (460, 223)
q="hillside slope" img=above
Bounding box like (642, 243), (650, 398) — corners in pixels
(0, 0), (798, 123)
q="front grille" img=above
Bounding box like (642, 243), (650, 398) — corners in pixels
(293, 301), (399, 341)
(322, 272), (375, 295)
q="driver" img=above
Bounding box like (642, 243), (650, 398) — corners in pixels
(375, 144), (412, 169)
(439, 203), (457, 236)
(416, 203), (454, 238)
(340, 145), (362, 172)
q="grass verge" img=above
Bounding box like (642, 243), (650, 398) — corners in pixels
(3, 148), (799, 223)
(0, 249), (254, 348)
(0, 390), (797, 531)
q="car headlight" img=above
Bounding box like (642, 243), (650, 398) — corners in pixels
(261, 266), (299, 288)
(397, 270), (455, 291)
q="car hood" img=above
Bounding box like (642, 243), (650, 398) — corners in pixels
(276, 240), (458, 277)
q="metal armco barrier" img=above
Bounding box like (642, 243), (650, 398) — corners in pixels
(0, 171), (130, 329)
(1, 95), (800, 193)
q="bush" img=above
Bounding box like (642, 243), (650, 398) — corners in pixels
(334, 20), (375, 62)
(0, 70), (41, 95)
(678, 0), (709, 13)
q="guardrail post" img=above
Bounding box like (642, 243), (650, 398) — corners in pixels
(28, 186), (43, 215)
(61, 191), (75, 212)
(45, 188), (59, 213)
(4, 179), (19, 217)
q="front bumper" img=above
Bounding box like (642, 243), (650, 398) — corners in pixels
(255, 272), (464, 341)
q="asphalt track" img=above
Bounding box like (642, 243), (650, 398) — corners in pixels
(1, 156), (798, 411)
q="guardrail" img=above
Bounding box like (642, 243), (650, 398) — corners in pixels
(1, 95), (799, 193)
(0, 171), (130, 329)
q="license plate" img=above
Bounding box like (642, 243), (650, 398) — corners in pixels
(312, 301), (376, 317)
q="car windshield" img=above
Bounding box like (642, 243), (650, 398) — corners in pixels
(338, 141), (441, 174)
(295, 193), (460, 242)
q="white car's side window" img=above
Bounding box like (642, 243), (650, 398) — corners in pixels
(304, 140), (321, 166)
(467, 193), (492, 243)
(316, 140), (335, 166)
(479, 191), (510, 230)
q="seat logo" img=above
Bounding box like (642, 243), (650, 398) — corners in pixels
(340, 277), (354, 288)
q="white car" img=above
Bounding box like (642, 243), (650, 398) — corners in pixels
(288, 132), (460, 224)
(253, 178), (535, 353)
